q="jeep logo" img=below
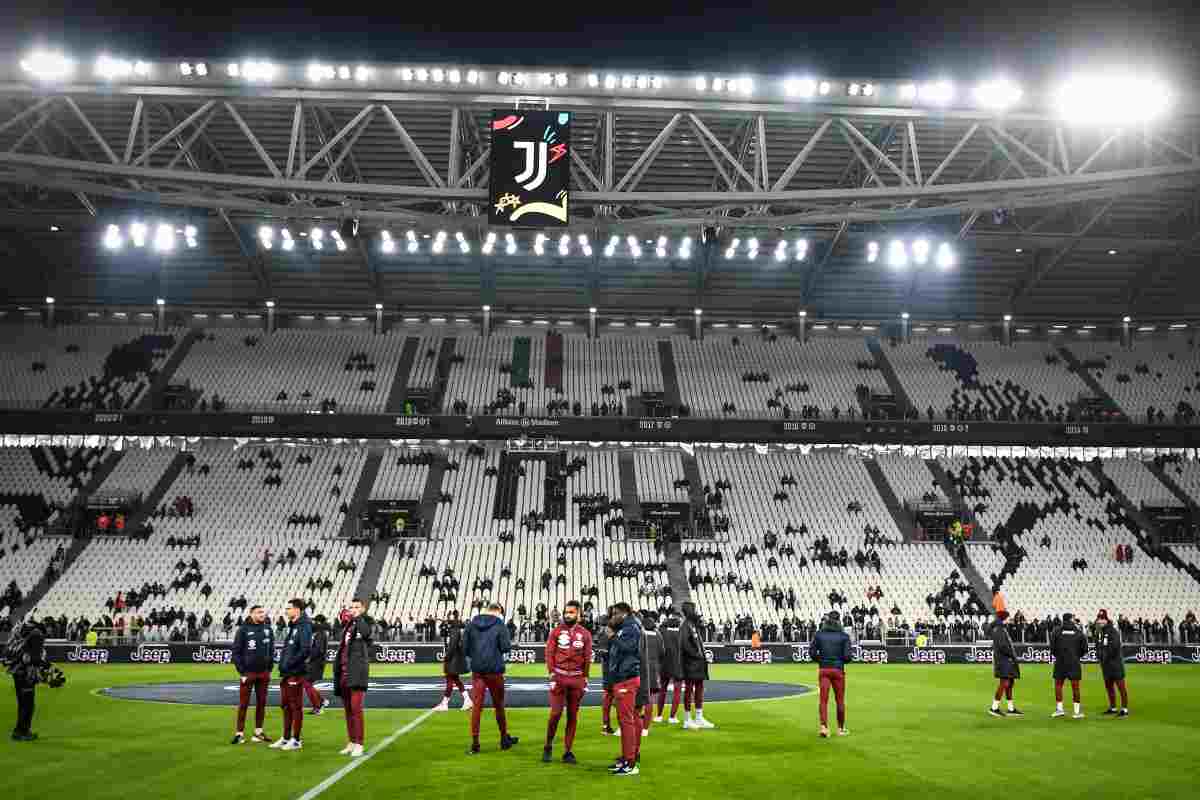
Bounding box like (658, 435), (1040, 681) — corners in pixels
(732, 647), (772, 664)
(191, 646), (233, 664)
(130, 645), (172, 663)
(853, 646), (888, 664)
(375, 646), (417, 663)
(907, 648), (947, 664)
(963, 647), (993, 663)
(790, 645), (813, 663)
(1133, 647), (1172, 664)
(67, 645), (110, 664)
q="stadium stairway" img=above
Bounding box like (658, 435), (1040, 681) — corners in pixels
(123, 451), (191, 535)
(338, 451), (384, 540)
(138, 329), (201, 410)
(1058, 346), (1126, 418)
(1144, 461), (1200, 517)
(866, 337), (915, 414)
(925, 460), (965, 508)
(680, 450), (705, 515)
(1087, 461), (1162, 544)
(656, 341), (682, 410)
(384, 337), (422, 413)
(618, 451), (642, 522)
(353, 536), (390, 602)
(664, 538), (692, 607)
(9, 450), (126, 622)
(429, 338), (458, 412)
(863, 458), (915, 542)
(958, 550), (997, 615)
(416, 453), (448, 526)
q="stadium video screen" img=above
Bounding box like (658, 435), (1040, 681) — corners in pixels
(488, 109), (570, 228)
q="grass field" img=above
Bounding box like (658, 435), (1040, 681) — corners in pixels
(2, 662), (1198, 800)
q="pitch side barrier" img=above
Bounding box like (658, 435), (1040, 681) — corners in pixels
(47, 641), (1200, 666)
(3, 409), (1200, 447)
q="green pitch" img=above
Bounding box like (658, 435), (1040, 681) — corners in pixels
(2, 663), (1198, 800)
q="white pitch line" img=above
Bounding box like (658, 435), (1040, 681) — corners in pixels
(295, 707), (436, 800)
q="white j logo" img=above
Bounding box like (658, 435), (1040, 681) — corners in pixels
(513, 141), (548, 191)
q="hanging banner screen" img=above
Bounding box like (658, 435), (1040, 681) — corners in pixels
(489, 110), (570, 227)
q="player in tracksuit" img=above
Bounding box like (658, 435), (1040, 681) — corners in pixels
(271, 599), (313, 750)
(1095, 609), (1129, 717)
(304, 615), (331, 715)
(542, 600), (592, 764)
(230, 605), (275, 744)
(595, 611), (615, 735)
(1051, 612), (1087, 719)
(638, 614), (665, 736)
(987, 610), (1023, 717)
(655, 611), (683, 724)
(604, 603), (643, 777)
(810, 612), (852, 738)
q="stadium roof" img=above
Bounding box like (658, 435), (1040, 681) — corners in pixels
(1, 55), (1198, 322)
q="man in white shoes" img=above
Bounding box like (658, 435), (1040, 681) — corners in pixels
(809, 612), (852, 739)
(678, 602), (715, 730)
(655, 610), (683, 724)
(230, 605), (274, 745)
(435, 611), (471, 713)
(1050, 613), (1087, 719)
(333, 598), (374, 756)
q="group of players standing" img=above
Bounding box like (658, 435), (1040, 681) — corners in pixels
(229, 598), (372, 756)
(433, 599), (715, 776)
(988, 608), (1131, 718)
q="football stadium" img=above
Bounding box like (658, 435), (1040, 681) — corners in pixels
(1, 4), (1200, 798)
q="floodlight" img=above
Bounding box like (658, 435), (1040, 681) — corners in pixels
(130, 222), (148, 248)
(103, 224), (123, 251)
(919, 80), (954, 105)
(866, 240), (880, 263)
(20, 50), (74, 82)
(587, 73), (599, 87)
(694, 76), (707, 91)
(973, 78), (1022, 111)
(153, 223), (175, 252)
(887, 239), (907, 268)
(1054, 75), (1170, 124)
(912, 238), (930, 265)
(785, 78), (817, 98)
(355, 66), (370, 82)
(936, 242), (955, 270)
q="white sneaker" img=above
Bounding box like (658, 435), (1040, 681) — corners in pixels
(433, 699), (450, 712)
(653, 715), (663, 723)
(349, 744), (365, 757)
(1051, 710), (1066, 718)
(682, 719), (696, 730)
(696, 718), (716, 729)
(1072, 712), (1086, 719)
(641, 728), (648, 737)
(837, 728), (850, 737)
(339, 743), (355, 755)
(666, 717), (679, 725)
(461, 699), (474, 712)
(280, 739), (302, 751)
(269, 738), (288, 749)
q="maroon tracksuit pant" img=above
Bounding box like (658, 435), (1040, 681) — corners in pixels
(612, 677), (641, 763)
(280, 676), (305, 740)
(546, 674), (586, 751)
(236, 671), (270, 732)
(469, 673), (508, 739)
(818, 667), (846, 728)
(342, 680), (365, 744)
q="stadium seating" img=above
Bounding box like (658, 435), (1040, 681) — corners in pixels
(887, 340), (1093, 420)
(673, 334), (884, 418)
(0, 324), (178, 410)
(1070, 340), (1200, 424)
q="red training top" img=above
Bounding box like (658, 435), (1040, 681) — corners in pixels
(545, 623), (593, 678)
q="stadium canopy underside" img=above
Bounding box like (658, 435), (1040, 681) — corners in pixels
(0, 60), (1199, 322)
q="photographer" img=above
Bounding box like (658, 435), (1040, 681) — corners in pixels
(6, 617), (53, 741)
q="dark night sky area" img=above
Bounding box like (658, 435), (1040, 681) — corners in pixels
(1, 1), (1199, 86)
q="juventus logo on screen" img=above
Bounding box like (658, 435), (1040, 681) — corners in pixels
(489, 110), (570, 227)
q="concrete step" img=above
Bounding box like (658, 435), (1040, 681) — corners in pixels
(925, 459), (965, 508)
(618, 451), (642, 522)
(1057, 346), (1126, 418)
(338, 451), (384, 540)
(384, 337), (422, 413)
(353, 537), (393, 601)
(866, 337), (914, 415)
(141, 329), (202, 410)
(664, 539), (692, 608)
(863, 458), (915, 542)
(656, 340), (682, 409)
(1145, 461), (1200, 517)
(124, 451), (191, 534)
(417, 455), (449, 530)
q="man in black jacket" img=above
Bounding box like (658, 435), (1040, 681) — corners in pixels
(638, 614), (666, 735)
(655, 610), (684, 724)
(270, 599), (312, 750)
(1095, 609), (1129, 717)
(1051, 613), (1086, 719)
(333, 598), (373, 757)
(8, 618), (50, 741)
(987, 610), (1023, 717)
(810, 612), (851, 738)
(679, 602), (714, 730)
(435, 611), (470, 712)
(230, 605), (275, 744)
(605, 603), (643, 776)
(304, 615), (331, 716)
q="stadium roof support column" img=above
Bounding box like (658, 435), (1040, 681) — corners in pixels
(223, 102), (283, 178)
(772, 118), (833, 191)
(925, 123), (979, 185)
(380, 106), (445, 188)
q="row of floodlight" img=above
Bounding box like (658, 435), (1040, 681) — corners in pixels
(102, 222), (198, 252)
(17, 50), (1173, 121)
(257, 226), (347, 252)
(867, 239), (956, 270)
(723, 237), (809, 262)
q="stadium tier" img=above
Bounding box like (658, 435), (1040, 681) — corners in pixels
(3, 438), (1197, 643)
